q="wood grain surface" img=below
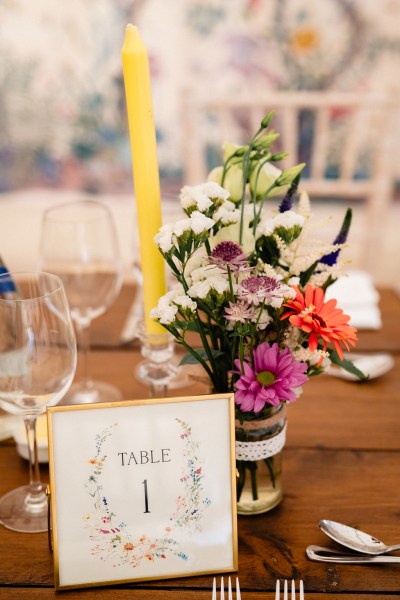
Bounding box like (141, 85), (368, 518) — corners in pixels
(1, 286), (400, 599)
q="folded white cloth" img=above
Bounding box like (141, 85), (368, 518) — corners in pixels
(325, 270), (382, 330)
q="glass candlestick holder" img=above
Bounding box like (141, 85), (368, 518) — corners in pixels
(136, 322), (177, 398)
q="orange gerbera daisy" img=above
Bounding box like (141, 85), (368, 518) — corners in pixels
(281, 284), (357, 359)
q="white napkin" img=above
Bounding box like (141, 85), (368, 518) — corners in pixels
(325, 270), (382, 330)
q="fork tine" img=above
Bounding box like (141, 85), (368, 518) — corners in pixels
(220, 577), (225, 600)
(236, 577), (241, 600)
(284, 579), (288, 600)
(275, 579), (304, 600)
(228, 577), (232, 600)
(212, 577), (217, 600)
(275, 580), (280, 600)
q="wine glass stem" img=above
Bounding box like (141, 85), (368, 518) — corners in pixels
(24, 416), (47, 511)
(75, 319), (92, 389)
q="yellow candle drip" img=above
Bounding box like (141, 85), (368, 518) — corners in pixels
(122, 24), (166, 335)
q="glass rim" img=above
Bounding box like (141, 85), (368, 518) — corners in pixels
(0, 270), (66, 303)
(41, 199), (113, 223)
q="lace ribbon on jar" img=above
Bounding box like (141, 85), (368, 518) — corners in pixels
(235, 424), (286, 460)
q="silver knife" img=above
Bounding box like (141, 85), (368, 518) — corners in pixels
(306, 545), (400, 564)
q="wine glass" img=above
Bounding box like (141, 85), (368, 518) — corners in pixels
(38, 200), (123, 404)
(0, 271), (77, 533)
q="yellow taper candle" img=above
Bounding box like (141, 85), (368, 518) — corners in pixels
(121, 24), (166, 335)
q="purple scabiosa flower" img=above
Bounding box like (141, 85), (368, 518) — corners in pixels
(232, 342), (308, 413)
(238, 276), (294, 307)
(209, 241), (249, 275)
(224, 301), (257, 325)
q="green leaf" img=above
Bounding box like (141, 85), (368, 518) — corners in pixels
(179, 349), (225, 365)
(299, 259), (319, 287)
(256, 234), (281, 266)
(329, 349), (369, 381)
(321, 274), (336, 292)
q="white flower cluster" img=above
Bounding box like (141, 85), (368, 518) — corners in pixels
(187, 264), (232, 299)
(154, 210), (215, 253)
(180, 182), (229, 212)
(150, 288), (197, 325)
(257, 209), (305, 238)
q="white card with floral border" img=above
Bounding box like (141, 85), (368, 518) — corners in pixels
(47, 393), (238, 590)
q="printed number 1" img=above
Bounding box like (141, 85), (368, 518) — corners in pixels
(142, 479), (150, 513)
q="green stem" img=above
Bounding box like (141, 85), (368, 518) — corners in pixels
(264, 457), (276, 488)
(236, 461), (247, 501)
(249, 462), (258, 500)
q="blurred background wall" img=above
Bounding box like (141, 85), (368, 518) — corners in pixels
(1, 0), (400, 193)
(0, 0), (399, 285)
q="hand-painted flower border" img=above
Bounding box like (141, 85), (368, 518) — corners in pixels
(83, 418), (212, 568)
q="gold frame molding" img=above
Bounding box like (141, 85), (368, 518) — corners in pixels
(47, 393), (238, 590)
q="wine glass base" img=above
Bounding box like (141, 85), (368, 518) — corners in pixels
(59, 381), (122, 405)
(0, 485), (48, 533)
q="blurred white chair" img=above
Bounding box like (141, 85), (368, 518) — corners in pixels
(181, 90), (397, 273)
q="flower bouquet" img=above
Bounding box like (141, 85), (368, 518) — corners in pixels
(151, 111), (363, 514)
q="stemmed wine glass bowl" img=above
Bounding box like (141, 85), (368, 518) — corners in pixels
(38, 200), (123, 404)
(0, 271), (77, 533)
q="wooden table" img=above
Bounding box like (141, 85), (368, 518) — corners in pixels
(1, 286), (400, 599)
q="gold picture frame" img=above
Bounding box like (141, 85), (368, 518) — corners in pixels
(47, 393), (238, 590)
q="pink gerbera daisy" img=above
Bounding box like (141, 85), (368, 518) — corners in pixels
(232, 342), (308, 413)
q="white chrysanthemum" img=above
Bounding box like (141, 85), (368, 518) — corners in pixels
(258, 210), (305, 237)
(154, 223), (174, 253)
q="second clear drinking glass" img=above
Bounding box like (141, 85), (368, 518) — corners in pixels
(0, 271), (77, 532)
(38, 200), (123, 404)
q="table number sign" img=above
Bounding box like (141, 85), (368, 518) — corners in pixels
(47, 394), (238, 590)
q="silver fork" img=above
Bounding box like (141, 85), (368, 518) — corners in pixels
(212, 576), (241, 600)
(275, 579), (304, 600)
